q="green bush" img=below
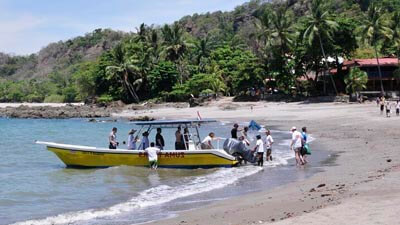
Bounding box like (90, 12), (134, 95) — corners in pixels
(44, 94), (65, 103)
(25, 94), (44, 103)
(62, 86), (77, 102)
(97, 94), (114, 103)
(166, 89), (188, 102)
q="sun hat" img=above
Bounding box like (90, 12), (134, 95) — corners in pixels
(290, 126), (297, 131)
(129, 129), (137, 134)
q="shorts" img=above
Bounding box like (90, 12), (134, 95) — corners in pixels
(294, 147), (302, 153)
(380, 105), (384, 111)
(301, 147), (307, 156)
(109, 143), (116, 149)
(201, 143), (212, 149)
(149, 160), (158, 168)
(386, 109), (390, 114)
(266, 148), (272, 155)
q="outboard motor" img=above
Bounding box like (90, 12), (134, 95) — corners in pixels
(223, 138), (257, 164)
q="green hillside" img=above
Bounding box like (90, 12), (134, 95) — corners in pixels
(0, 0), (399, 103)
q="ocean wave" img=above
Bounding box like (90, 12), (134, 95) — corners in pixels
(13, 166), (263, 225)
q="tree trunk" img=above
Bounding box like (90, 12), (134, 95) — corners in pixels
(374, 45), (385, 94)
(123, 72), (140, 103)
(318, 34), (338, 95)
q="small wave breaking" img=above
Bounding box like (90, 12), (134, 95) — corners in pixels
(13, 166), (263, 225)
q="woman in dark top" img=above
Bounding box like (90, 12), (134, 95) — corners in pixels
(231, 123), (239, 139)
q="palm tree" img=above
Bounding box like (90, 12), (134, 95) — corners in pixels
(106, 44), (141, 103)
(391, 12), (400, 66)
(162, 23), (187, 62)
(161, 23), (189, 84)
(344, 67), (368, 94)
(302, 0), (338, 95)
(360, 4), (393, 94)
(194, 37), (212, 64)
(270, 5), (295, 90)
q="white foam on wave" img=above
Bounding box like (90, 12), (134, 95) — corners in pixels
(13, 166), (263, 225)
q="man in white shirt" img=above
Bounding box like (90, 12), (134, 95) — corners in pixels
(396, 100), (400, 116)
(145, 142), (161, 169)
(201, 132), (216, 149)
(290, 127), (305, 165)
(264, 130), (274, 161)
(253, 135), (264, 166)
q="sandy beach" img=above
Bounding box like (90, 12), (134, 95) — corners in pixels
(111, 98), (400, 225)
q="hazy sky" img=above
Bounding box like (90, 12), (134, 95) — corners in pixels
(0, 0), (248, 55)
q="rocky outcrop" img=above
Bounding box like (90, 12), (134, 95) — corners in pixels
(0, 105), (117, 119)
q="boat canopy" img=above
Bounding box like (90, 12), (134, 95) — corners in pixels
(131, 119), (217, 128)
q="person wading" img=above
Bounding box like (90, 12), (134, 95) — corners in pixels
(290, 127), (305, 165)
(109, 127), (118, 149)
(155, 128), (165, 150)
(253, 135), (264, 167)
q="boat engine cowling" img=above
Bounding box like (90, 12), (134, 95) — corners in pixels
(223, 138), (257, 163)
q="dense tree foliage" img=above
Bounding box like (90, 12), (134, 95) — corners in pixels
(1, 0), (400, 103)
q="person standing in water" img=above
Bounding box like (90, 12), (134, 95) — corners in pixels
(301, 127), (309, 163)
(140, 131), (150, 150)
(175, 127), (184, 150)
(231, 123), (240, 139)
(265, 130), (274, 161)
(145, 142), (160, 169)
(155, 128), (165, 150)
(290, 127), (305, 165)
(183, 127), (190, 150)
(127, 129), (138, 150)
(253, 135), (264, 166)
(109, 127), (118, 149)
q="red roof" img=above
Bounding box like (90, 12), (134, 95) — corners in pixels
(343, 58), (398, 67)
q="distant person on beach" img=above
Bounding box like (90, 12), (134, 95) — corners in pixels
(109, 127), (118, 149)
(145, 142), (160, 169)
(175, 127), (184, 150)
(127, 129), (138, 150)
(201, 132), (216, 149)
(155, 128), (165, 150)
(386, 101), (391, 117)
(231, 123), (240, 139)
(396, 100), (400, 116)
(140, 131), (150, 150)
(264, 130), (274, 161)
(290, 127), (305, 165)
(380, 97), (385, 115)
(376, 97), (380, 106)
(253, 135), (264, 166)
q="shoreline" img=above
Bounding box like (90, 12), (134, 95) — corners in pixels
(115, 98), (398, 225)
(3, 98), (399, 224)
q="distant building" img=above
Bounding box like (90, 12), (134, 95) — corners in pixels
(336, 58), (399, 92)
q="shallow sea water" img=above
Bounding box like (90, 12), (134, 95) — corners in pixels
(0, 118), (326, 225)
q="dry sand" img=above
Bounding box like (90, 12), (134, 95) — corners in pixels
(113, 97), (400, 225)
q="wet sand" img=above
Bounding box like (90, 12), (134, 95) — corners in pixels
(113, 98), (400, 225)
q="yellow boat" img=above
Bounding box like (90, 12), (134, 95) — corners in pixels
(37, 120), (238, 168)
